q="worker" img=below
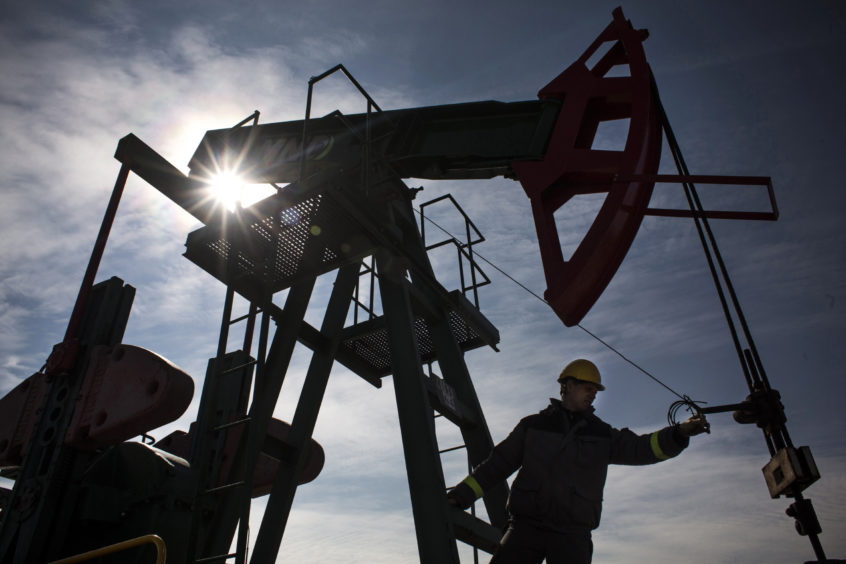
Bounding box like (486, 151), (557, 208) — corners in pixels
(447, 358), (709, 564)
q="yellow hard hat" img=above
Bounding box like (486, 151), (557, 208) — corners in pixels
(557, 359), (605, 390)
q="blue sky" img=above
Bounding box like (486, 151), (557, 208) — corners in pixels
(1, 1), (845, 562)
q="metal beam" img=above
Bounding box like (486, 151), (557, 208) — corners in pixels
(449, 506), (501, 555)
(114, 134), (219, 225)
(376, 249), (460, 564)
(426, 314), (509, 531)
(250, 262), (361, 563)
(192, 279), (316, 560)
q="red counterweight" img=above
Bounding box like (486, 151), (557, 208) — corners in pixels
(1, 345), (193, 465)
(512, 7), (662, 326)
(65, 344), (194, 450)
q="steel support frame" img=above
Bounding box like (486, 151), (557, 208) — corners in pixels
(237, 240), (498, 563)
(0, 278), (135, 564)
(111, 113), (506, 561)
(425, 314), (509, 531)
(376, 247), (462, 563)
(250, 262), (361, 563)
(194, 279), (316, 561)
(400, 194), (509, 533)
(378, 184), (506, 560)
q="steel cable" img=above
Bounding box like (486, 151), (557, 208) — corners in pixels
(412, 205), (697, 406)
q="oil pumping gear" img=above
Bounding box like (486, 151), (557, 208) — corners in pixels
(667, 396), (711, 435)
(650, 74), (831, 560)
(0, 7), (838, 563)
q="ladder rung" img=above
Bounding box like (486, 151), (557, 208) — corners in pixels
(439, 444), (466, 454)
(195, 553), (238, 563)
(450, 507), (501, 555)
(214, 417), (252, 431)
(229, 308), (263, 325)
(205, 481), (245, 495)
(220, 360), (257, 375)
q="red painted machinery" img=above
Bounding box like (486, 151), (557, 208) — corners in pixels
(184, 8), (775, 326)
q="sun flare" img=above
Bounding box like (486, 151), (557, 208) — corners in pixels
(208, 171), (244, 212)
(205, 171), (278, 211)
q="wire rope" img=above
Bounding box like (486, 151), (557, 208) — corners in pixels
(412, 204), (705, 416)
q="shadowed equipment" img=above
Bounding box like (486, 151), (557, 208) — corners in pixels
(0, 8), (834, 564)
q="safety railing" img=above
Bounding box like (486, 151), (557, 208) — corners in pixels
(48, 534), (166, 564)
(419, 194), (490, 309)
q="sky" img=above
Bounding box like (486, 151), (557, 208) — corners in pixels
(1, 1), (845, 562)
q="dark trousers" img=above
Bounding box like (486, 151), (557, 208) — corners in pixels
(489, 521), (593, 564)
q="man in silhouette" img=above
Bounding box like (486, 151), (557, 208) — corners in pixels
(448, 359), (708, 564)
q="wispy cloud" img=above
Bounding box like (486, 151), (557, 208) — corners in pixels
(2, 3), (845, 563)
(0, 10), (380, 392)
(597, 427), (846, 563)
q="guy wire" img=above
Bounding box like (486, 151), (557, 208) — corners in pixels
(413, 205), (691, 403)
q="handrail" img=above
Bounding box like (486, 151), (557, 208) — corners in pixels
(300, 63), (382, 186)
(419, 194), (490, 309)
(49, 534), (166, 564)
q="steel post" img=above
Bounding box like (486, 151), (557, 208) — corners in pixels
(43, 164), (130, 378)
(250, 262), (360, 563)
(426, 315), (509, 531)
(192, 279), (316, 560)
(375, 249), (461, 564)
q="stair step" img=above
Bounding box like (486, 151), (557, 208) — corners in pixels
(449, 506), (501, 555)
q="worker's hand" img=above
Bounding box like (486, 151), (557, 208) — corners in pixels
(446, 482), (476, 509)
(679, 414), (710, 436)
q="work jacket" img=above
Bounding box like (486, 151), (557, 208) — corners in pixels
(454, 399), (689, 532)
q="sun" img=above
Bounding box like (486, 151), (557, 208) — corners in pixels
(207, 170), (244, 212)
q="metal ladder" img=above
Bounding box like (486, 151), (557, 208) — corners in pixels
(184, 111), (267, 564)
(187, 283), (261, 564)
(347, 199), (508, 560)
(429, 363), (492, 562)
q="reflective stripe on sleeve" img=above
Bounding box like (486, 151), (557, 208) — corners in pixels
(462, 475), (484, 499)
(650, 431), (669, 460)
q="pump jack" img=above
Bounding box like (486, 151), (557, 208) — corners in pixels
(0, 7), (835, 564)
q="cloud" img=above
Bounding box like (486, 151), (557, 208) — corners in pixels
(2, 4), (845, 564)
(276, 497), (419, 563)
(0, 9), (386, 393)
(596, 427), (846, 563)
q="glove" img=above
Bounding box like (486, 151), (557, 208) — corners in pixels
(679, 414), (710, 436)
(446, 482), (476, 509)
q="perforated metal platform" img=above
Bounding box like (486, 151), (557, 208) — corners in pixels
(184, 185), (499, 381)
(340, 292), (498, 379)
(184, 190), (372, 302)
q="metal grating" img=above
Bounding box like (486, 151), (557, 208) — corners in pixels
(183, 191), (372, 302)
(340, 308), (491, 379)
